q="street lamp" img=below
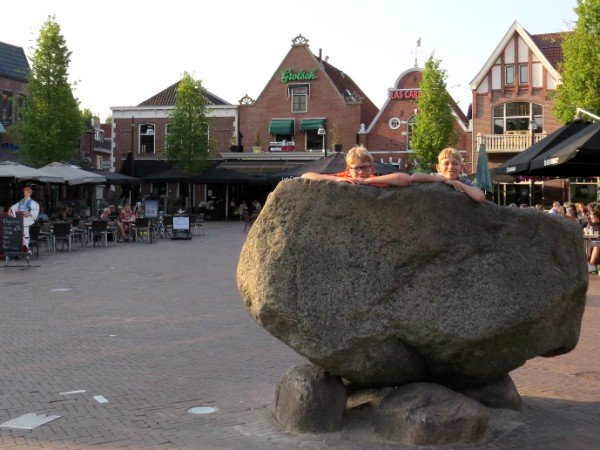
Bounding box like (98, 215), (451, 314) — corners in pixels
(317, 125), (327, 157)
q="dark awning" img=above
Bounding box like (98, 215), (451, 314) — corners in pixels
(269, 119), (294, 135)
(300, 118), (326, 131)
(84, 169), (143, 185)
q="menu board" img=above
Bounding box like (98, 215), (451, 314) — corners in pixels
(0, 213), (24, 257)
(144, 200), (159, 219)
(172, 216), (191, 239)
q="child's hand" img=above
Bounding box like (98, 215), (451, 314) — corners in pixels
(444, 179), (467, 193)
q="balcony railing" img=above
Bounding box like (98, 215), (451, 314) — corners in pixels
(476, 133), (547, 153)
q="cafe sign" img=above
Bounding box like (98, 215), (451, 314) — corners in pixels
(281, 68), (317, 83)
(390, 89), (420, 100)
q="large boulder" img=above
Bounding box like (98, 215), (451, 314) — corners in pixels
(237, 179), (587, 388)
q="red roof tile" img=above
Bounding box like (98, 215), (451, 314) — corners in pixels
(320, 59), (379, 127)
(530, 32), (570, 69)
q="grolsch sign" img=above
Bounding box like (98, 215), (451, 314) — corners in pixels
(281, 68), (317, 83)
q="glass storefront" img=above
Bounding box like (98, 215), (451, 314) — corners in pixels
(570, 178), (598, 205)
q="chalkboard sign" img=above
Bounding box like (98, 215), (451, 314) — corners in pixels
(0, 213), (24, 257)
(172, 216), (191, 240)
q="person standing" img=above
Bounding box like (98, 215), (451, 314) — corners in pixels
(8, 186), (40, 249)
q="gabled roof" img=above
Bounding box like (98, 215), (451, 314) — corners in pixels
(320, 58), (379, 126)
(469, 20), (563, 90)
(138, 81), (231, 107)
(0, 41), (29, 82)
(366, 67), (469, 134)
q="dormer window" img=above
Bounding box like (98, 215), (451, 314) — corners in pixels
(505, 66), (515, 85)
(519, 64), (529, 84)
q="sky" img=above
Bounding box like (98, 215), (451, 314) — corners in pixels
(2, 0), (578, 122)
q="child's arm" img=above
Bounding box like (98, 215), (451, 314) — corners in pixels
(301, 172), (358, 184)
(362, 172), (411, 187)
(411, 173), (445, 183)
(444, 179), (486, 203)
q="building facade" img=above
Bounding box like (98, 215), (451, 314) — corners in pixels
(364, 68), (471, 171)
(236, 34), (378, 159)
(111, 81), (237, 206)
(0, 41), (29, 161)
(469, 20), (580, 205)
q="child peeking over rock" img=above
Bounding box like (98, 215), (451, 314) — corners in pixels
(411, 147), (485, 203)
(301, 146), (411, 187)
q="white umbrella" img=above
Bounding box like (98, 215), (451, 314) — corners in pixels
(0, 160), (64, 183)
(38, 162), (107, 185)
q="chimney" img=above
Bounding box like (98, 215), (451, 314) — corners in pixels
(318, 48), (322, 62)
(93, 116), (101, 128)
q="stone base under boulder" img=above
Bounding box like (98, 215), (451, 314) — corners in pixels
(371, 382), (491, 445)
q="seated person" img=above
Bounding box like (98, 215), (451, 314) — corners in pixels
(118, 203), (135, 241)
(301, 145), (411, 187)
(411, 147), (485, 203)
(100, 205), (115, 222)
(58, 206), (70, 221)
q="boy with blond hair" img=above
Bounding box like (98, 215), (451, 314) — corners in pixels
(411, 147), (485, 203)
(301, 145), (411, 187)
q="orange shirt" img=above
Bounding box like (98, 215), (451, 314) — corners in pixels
(335, 170), (388, 188)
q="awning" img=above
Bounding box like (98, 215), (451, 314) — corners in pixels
(269, 119), (294, 135)
(300, 118), (326, 131)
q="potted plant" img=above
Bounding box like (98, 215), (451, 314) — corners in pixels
(330, 123), (342, 153)
(229, 134), (239, 152)
(252, 130), (262, 153)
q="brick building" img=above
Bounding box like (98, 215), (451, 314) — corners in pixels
(111, 81), (237, 206)
(364, 67), (471, 171)
(0, 41), (29, 161)
(233, 34), (378, 165)
(469, 20), (583, 205)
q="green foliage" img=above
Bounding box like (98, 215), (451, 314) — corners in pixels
(15, 16), (83, 167)
(554, 0), (600, 123)
(411, 55), (457, 173)
(165, 72), (211, 174)
(253, 129), (261, 147)
(104, 115), (113, 124)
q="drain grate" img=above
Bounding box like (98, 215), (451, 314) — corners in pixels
(0, 413), (61, 430)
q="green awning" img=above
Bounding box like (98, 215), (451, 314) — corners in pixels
(300, 118), (326, 131)
(269, 119), (294, 135)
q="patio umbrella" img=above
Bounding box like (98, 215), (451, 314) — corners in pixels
(267, 153), (401, 183)
(0, 160), (64, 183)
(495, 119), (592, 175)
(83, 169), (142, 185)
(528, 120), (600, 177)
(474, 143), (493, 193)
(39, 162), (107, 185)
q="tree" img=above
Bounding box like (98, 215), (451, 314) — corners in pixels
(165, 72), (211, 174)
(16, 16), (83, 167)
(411, 55), (457, 172)
(554, 0), (600, 123)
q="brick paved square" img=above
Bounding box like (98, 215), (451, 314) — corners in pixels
(0, 222), (598, 449)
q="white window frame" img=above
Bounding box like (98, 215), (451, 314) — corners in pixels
(139, 123), (155, 154)
(389, 118), (401, 130)
(290, 86), (308, 113)
(505, 65), (515, 85)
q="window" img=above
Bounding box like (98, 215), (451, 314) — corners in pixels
(290, 86), (308, 113)
(165, 123), (170, 135)
(492, 102), (543, 135)
(407, 116), (417, 150)
(519, 64), (528, 84)
(140, 123), (155, 153)
(16, 94), (26, 123)
(505, 65), (515, 85)
(389, 118), (401, 130)
(1, 91), (14, 125)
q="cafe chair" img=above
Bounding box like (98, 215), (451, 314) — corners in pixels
(90, 220), (109, 247)
(189, 214), (204, 236)
(53, 222), (74, 251)
(28, 224), (46, 256)
(132, 217), (150, 243)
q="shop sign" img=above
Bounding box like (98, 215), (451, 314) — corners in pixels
(281, 68), (317, 83)
(390, 89), (420, 100)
